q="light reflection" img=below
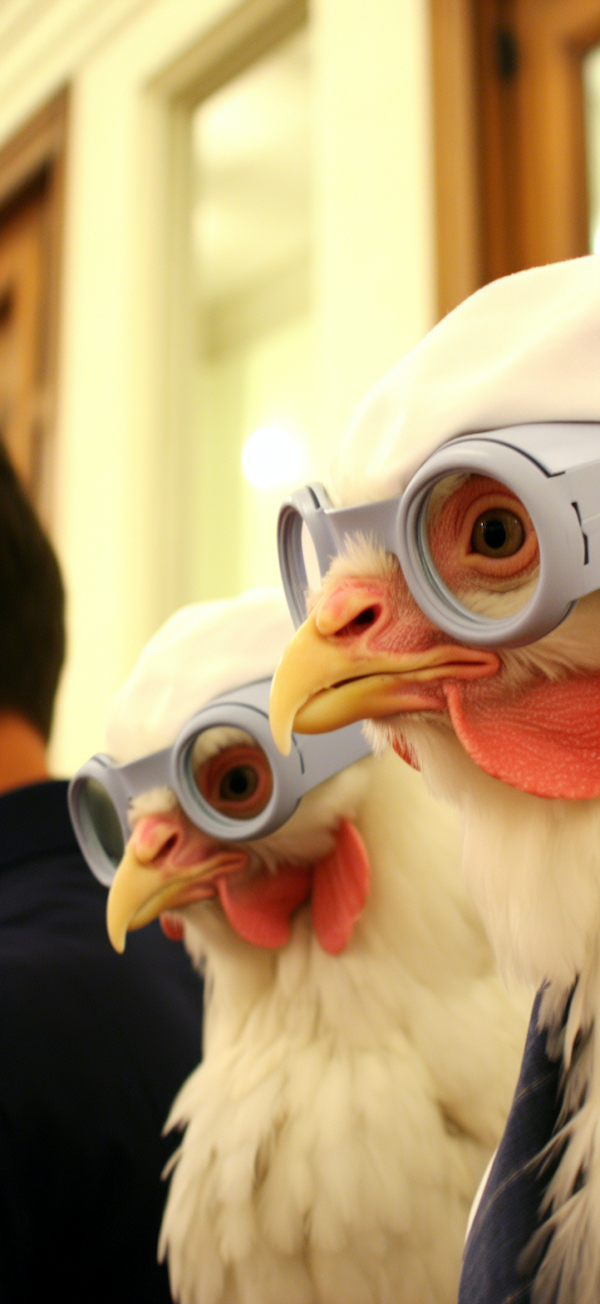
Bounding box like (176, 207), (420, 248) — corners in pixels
(241, 426), (306, 489)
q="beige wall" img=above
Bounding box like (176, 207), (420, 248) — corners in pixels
(313, 0), (435, 441)
(0, 0), (436, 773)
(193, 309), (317, 603)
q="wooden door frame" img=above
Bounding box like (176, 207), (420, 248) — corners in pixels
(430, 0), (484, 319)
(144, 0), (308, 617)
(0, 88), (68, 519)
(431, 0), (600, 318)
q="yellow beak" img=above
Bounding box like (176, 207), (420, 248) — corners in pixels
(268, 606), (500, 755)
(267, 608), (424, 755)
(106, 845), (187, 954)
(106, 844), (239, 954)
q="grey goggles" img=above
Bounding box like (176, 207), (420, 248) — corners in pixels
(278, 422), (600, 649)
(69, 677), (371, 887)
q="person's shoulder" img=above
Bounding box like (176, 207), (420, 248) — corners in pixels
(119, 921), (205, 1022)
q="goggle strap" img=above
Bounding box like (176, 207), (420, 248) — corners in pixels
(296, 720), (371, 793)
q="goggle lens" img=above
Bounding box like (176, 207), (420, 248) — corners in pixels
(190, 728), (274, 822)
(79, 777), (125, 867)
(418, 472), (540, 621)
(279, 501), (326, 624)
(300, 520), (323, 598)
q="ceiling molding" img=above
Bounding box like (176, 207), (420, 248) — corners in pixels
(152, 0), (307, 106)
(0, 0), (146, 146)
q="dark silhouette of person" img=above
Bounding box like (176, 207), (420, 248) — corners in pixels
(0, 445), (203, 1302)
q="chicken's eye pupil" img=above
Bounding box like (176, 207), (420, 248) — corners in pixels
(483, 519), (506, 549)
(219, 765), (259, 802)
(471, 508), (525, 559)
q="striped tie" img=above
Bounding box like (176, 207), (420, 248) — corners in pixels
(459, 989), (564, 1304)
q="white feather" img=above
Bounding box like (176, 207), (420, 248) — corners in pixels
(319, 256), (600, 1301)
(157, 750), (527, 1304)
(364, 595), (600, 1304)
(110, 589), (526, 1302)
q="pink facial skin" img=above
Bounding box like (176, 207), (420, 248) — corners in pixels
(130, 808), (371, 955)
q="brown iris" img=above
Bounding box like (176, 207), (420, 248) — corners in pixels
(219, 764), (259, 803)
(470, 508), (525, 558)
(195, 743), (273, 819)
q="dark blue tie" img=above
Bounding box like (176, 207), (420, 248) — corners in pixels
(459, 988), (564, 1304)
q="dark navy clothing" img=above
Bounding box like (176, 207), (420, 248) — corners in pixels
(0, 780), (203, 1303)
(459, 989), (563, 1304)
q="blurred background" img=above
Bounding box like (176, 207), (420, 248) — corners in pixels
(0, 0), (598, 773)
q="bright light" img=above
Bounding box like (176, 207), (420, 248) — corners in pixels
(241, 426), (306, 489)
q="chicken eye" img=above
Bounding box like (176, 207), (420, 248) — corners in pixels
(219, 764), (259, 803)
(470, 509), (525, 558)
(194, 741), (274, 820)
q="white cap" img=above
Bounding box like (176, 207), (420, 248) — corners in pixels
(331, 256), (600, 505)
(106, 588), (294, 763)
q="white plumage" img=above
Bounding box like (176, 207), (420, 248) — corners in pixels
(269, 258), (600, 1302)
(105, 589), (526, 1304)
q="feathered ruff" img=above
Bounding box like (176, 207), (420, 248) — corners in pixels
(373, 709), (600, 1304)
(159, 751), (526, 1304)
(517, 960), (600, 1304)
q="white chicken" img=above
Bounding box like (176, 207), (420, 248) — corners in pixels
(97, 588), (525, 1304)
(269, 257), (600, 1303)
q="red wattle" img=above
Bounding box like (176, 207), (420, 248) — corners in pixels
(392, 736), (421, 770)
(311, 820), (371, 954)
(210, 821), (371, 953)
(444, 674), (600, 800)
(216, 863), (312, 948)
(160, 912), (185, 942)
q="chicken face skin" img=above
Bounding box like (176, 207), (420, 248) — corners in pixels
(270, 565), (498, 751)
(107, 808), (248, 952)
(271, 473), (540, 757)
(106, 773), (372, 959)
(107, 737), (277, 952)
(270, 517), (503, 755)
(270, 482), (600, 801)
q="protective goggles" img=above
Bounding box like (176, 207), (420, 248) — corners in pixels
(68, 677), (371, 886)
(278, 422), (600, 649)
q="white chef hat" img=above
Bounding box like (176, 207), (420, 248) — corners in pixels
(331, 256), (600, 506)
(106, 588), (294, 763)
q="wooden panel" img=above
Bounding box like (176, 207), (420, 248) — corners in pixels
(0, 90), (67, 518)
(475, 0), (521, 280)
(0, 177), (47, 489)
(477, 0), (600, 275)
(512, 0), (597, 267)
(432, 0), (600, 305)
(430, 0), (484, 316)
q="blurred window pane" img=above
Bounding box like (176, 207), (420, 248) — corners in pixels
(189, 22), (313, 602)
(584, 44), (600, 254)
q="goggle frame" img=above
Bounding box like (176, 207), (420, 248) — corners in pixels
(69, 677), (371, 886)
(278, 422), (600, 648)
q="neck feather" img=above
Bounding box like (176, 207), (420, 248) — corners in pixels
(384, 719), (600, 990)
